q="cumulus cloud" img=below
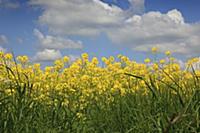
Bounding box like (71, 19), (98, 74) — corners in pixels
(0, 0), (20, 9)
(34, 29), (83, 49)
(33, 29), (83, 62)
(31, 0), (200, 56)
(30, 0), (124, 36)
(107, 9), (200, 55)
(0, 35), (8, 45)
(33, 49), (62, 62)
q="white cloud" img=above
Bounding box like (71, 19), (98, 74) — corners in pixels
(34, 29), (83, 49)
(31, 0), (200, 56)
(0, 0), (20, 9)
(33, 49), (62, 62)
(107, 9), (200, 55)
(0, 35), (8, 45)
(30, 0), (124, 36)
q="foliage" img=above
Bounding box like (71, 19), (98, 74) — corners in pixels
(0, 49), (200, 133)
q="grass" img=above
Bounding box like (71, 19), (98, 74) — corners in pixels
(0, 54), (200, 133)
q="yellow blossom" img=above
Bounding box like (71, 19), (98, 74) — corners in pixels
(165, 51), (171, 56)
(4, 53), (13, 60)
(63, 56), (69, 63)
(160, 59), (165, 64)
(144, 58), (151, 63)
(151, 47), (158, 53)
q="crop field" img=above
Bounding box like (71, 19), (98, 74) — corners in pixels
(0, 49), (200, 133)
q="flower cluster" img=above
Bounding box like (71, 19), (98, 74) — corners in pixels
(0, 49), (200, 120)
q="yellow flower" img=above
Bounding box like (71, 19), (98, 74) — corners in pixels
(101, 57), (107, 62)
(170, 57), (175, 62)
(81, 75), (90, 81)
(121, 56), (129, 62)
(81, 53), (88, 60)
(151, 47), (158, 53)
(33, 63), (41, 70)
(1, 50), (199, 110)
(76, 112), (83, 119)
(45, 66), (53, 72)
(165, 51), (171, 56)
(144, 58), (151, 63)
(54, 59), (64, 70)
(117, 54), (122, 59)
(109, 56), (115, 62)
(152, 64), (159, 70)
(17, 55), (29, 63)
(63, 56), (69, 63)
(0, 51), (4, 58)
(187, 57), (199, 66)
(4, 53), (13, 60)
(160, 59), (165, 64)
(172, 64), (180, 71)
(91, 57), (99, 65)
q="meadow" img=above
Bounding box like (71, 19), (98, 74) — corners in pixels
(0, 48), (199, 133)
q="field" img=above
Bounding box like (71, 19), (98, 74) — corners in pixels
(0, 49), (200, 133)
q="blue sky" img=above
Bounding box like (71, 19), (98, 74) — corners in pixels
(0, 0), (200, 63)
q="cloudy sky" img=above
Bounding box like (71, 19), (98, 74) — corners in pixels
(0, 0), (200, 62)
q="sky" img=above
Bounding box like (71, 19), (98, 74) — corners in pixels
(0, 0), (200, 64)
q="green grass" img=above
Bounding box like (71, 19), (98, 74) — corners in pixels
(0, 81), (199, 132)
(0, 65), (200, 133)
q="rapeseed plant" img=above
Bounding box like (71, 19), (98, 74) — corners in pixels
(0, 49), (199, 132)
